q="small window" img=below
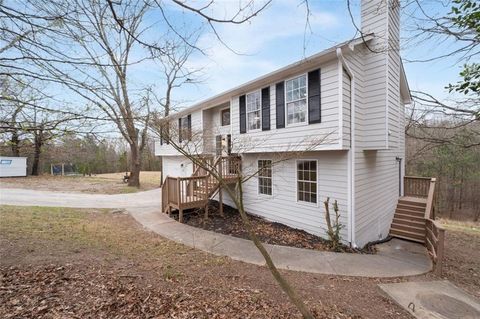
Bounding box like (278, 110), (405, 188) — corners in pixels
(246, 91), (261, 131)
(285, 75), (307, 125)
(297, 160), (317, 203)
(258, 160), (272, 195)
(221, 108), (230, 126)
(0, 159), (12, 165)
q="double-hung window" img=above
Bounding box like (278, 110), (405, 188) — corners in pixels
(297, 160), (317, 203)
(258, 160), (272, 195)
(285, 75), (307, 125)
(246, 91), (261, 131)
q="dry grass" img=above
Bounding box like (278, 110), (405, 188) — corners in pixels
(439, 218), (480, 235)
(0, 171), (160, 194)
(96, 171), (161, 185)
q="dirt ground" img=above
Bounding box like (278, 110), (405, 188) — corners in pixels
(0, 171), (161, 194)
(0, 206), (478, 318)
(182, 201), (369, 253)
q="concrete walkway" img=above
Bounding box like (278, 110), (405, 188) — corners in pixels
(0, 187), (432, 277)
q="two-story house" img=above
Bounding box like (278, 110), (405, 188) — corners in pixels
(155, 0), (418, 248)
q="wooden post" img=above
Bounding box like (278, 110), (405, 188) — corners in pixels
(50, 164), (53, 175)
(204, 202), (209, 221)
(179, 209), (183, 223)
(177, 178), (181, 206)
(219, 186), (224, 217)
(61, 163), (65, 176)
(425, 178), (436, 219)
(165, 177), (169, 214)
(435, 228), (445, 276)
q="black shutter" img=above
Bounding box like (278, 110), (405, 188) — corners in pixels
(239, 95), (246, 134)
(308, 69), (321, 124)
(187, 114), (192, 140)
(227, 134), (232, 155)
(215, 135), (222, 155)
(275, 82), (285, 129)
(261, 87), (270, 131)
(178, 118), (182, 143)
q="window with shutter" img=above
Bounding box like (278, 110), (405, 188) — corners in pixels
(285, 74), (307, 125)
(246, 91), (261, 131)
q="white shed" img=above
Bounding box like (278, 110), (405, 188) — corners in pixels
(0, 156), (27, 177)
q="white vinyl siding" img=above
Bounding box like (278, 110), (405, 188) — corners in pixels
(155, 110), (203, 156)
(246, 91), (261, 131)
(220, 151), (349, 242)
(231, 59), (341, 153)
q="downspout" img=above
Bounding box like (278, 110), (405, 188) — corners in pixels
(336, 47), (356, 247)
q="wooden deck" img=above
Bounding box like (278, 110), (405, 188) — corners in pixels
(389, 176), (445, 275)
(161, 156), (241, 222)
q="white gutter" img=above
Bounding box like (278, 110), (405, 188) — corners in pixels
(336, 47), (356, 248)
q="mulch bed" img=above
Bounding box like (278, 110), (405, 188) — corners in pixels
(176, 201), (373, 254)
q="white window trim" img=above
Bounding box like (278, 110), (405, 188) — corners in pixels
(284, 73), (309, 127)
(246, 89), (262, 132)
(295, 159), (318, 206)
(257, 159), (273, 197)
(220, 106), (231, 127)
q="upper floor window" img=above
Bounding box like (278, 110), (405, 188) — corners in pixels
(297, 160), (317, 204)
(286, 75), (307, 125)
(221, 108), (230, 126)
(258, 160), (272, 195)
(246, 91), (261, 131)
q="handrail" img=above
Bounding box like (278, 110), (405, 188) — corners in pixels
(424, 178), (436, 219)
(404, 176), (431, 180)
(425, 218), (445, 275)
(404, 176), (431, 198)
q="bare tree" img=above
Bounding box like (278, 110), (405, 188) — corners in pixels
(152, 119), (337, 319)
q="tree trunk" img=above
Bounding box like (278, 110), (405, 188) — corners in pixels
(11, 130), (20, 157)
(128, 142), (141, 187)
(31, 130), (43, 176)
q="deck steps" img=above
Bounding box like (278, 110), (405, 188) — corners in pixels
(390, 196), (427, 244)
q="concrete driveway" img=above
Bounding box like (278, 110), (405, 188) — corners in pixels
(0, 187), (160, 209)
(0, 187), (432, 277)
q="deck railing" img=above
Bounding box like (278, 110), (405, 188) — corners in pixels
(425, 219), (446, 275)
(162, 155), (241, 216)
(404, 176), (431, 198)
(405, 176), (444, 275)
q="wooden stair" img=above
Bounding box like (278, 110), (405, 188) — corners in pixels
(389, 196), (427, 243)
(161, 155), (241, 222)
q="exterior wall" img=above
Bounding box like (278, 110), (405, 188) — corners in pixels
(220, 151), (349, 241)
(0, 157), (27, 177)
(342, 68), (352, 149)
(161, 156), (193, 182)
(231, 59), (342, 153)
(351, 0), (405, 247)
(359, 0), (397, 150)
(154, 109), (204, 156)
(202, 103), (231, 154)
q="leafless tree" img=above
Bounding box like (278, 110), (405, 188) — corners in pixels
(152, 119), (337, 319)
